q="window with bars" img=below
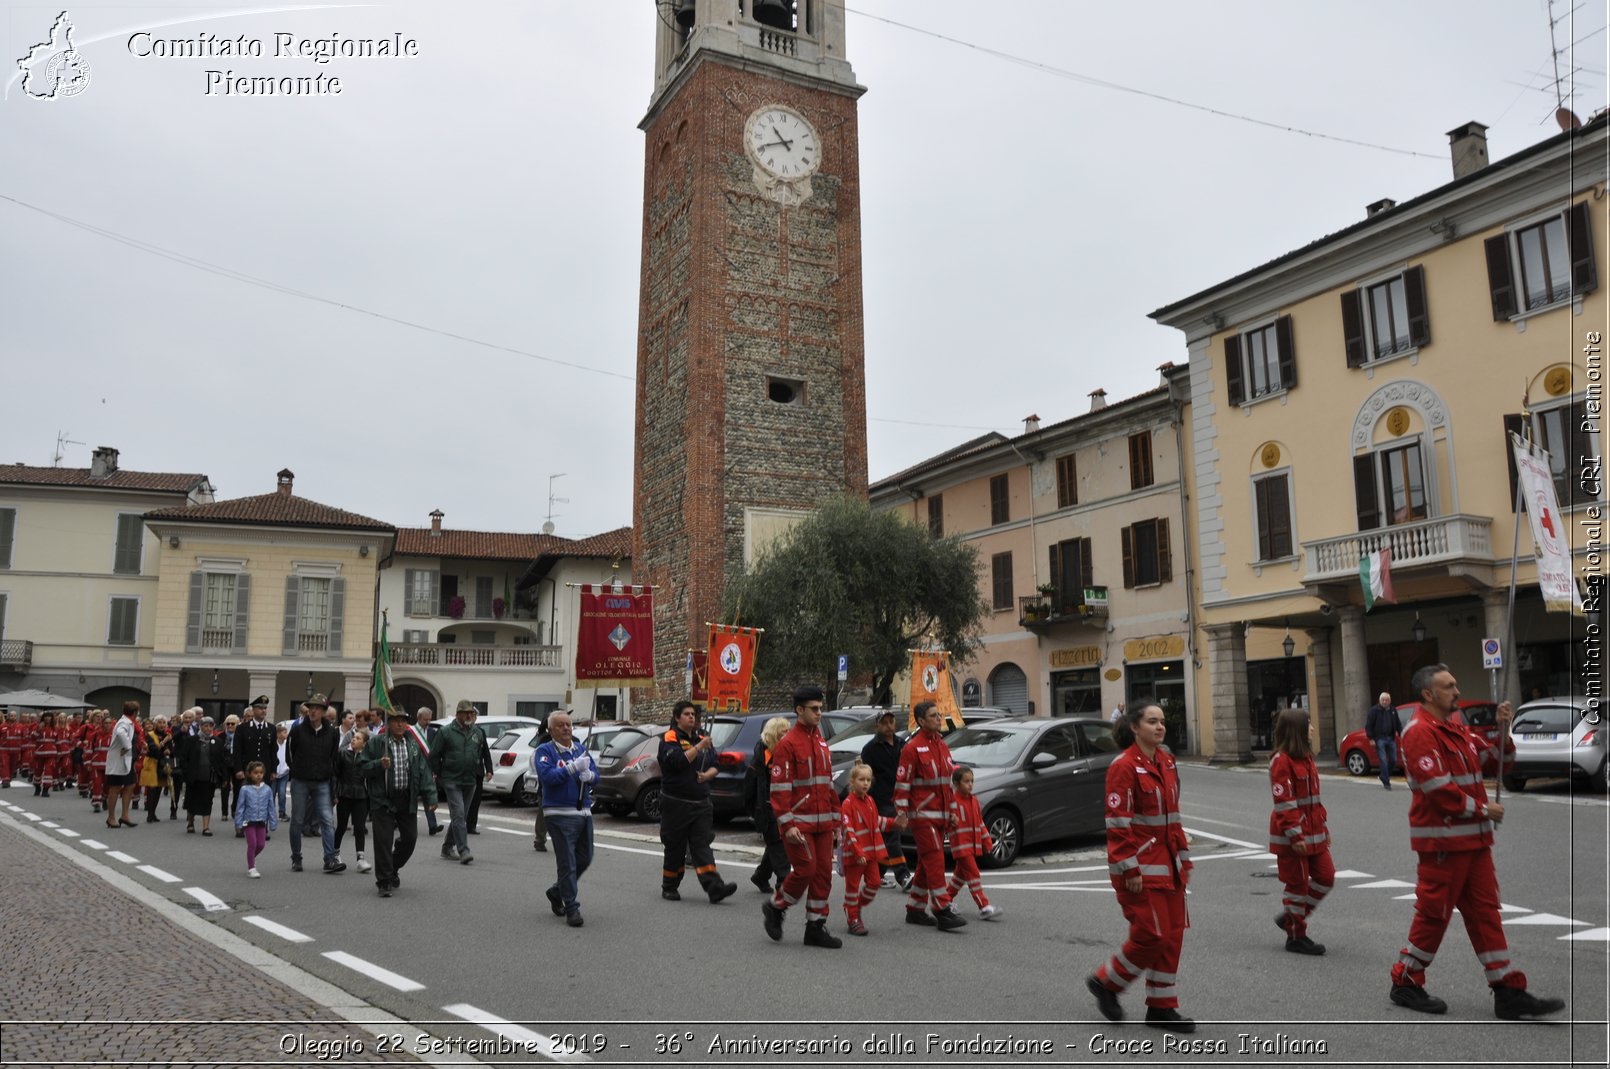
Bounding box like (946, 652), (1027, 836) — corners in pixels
(1223, 316), (1298, 405)
(1253, 473), (1294, 560)
(113, 514), (144, 575)
(989, 474), (1010, 525)
(107, 597), (139, 646)
(1055, 453), (1077, 509)
(990, 551), (1014, 610)
(1128, 431), (1155, 490)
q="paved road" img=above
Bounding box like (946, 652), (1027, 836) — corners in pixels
(1, 764), (1604, 1068)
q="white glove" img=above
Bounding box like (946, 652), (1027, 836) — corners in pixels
(577, 769), (596, 784)
(571, 754), (593, 776)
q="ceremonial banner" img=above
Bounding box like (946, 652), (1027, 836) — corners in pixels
(1511, 434), (1585, 613)
(575, 585), (656, 685)
(687, 649), (710, 705)
(706, 625), (758, 711)
(1359, 548), (1396, 611)
(372, 612), (397, 715)
(908, 649), (963, 732)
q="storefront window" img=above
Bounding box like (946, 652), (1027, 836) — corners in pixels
(1245, 658), (1307, 750)
(1127, 661), (1189, 753)
(1051, 668), (1101, 716)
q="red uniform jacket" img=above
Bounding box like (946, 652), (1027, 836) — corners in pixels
(768, 722), (838, 832)
(1104, 744), (1192, 891)
(1402, 712), (1498, 853)
(947, 793), (994, 858)
(1268, 751), (1328, 853)
(839, 792), (891, 866)
(894, 728), (954, 825)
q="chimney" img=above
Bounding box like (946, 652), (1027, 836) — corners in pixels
(1088, 388), (1107, 413)
(1447, 121), (1489, 180)
(1023, 413), (1041, 434)
(89, 446), (119, 479)
(1156, 360), (1176, 386)
(429, 509), (444, 535)
(276, 468), (294, 496)
(1366, 197), (1397, 218)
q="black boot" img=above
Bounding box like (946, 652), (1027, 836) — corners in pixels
(803, 920), (842, 949)
(1144, 1008), (1195, 1033)
(761, 900), (784, 942)
(1493, 986), (1565, 1020)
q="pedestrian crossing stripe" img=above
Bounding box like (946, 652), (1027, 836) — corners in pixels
(1560, 928), (1610, 941)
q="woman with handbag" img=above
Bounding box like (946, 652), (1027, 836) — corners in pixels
(139, 716), (174, 821)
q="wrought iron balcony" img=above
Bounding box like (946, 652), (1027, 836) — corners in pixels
(1018, 587), (1109, 630)
(387, 643), (563, 670)
(1301, 514), (1495, 583)
(0, 639), (32, 672)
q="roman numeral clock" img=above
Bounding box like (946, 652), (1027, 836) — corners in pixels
(745, 104), (821, 206)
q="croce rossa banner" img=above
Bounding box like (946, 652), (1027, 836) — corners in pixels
(574, 585), (656, 685)
(706, 625), (759, 711)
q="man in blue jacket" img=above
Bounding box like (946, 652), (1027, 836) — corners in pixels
(1365, 691), (1402, 790)
(532, 711), (594, 928)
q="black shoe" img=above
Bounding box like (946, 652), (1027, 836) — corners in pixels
(323, 861), (346, 874)
(749, 872), (772, 893)
(1087, 975), (1123, 1022)
(546, 887), (565, 916)
(708, 881), (738, 905)
(428, 825), (443, 836)
(390, 876), (400, 890)
(1144, 1008), (1196, 1033)
(803, 921), (842, 949)
(467, 828), (479, 835)
(378, 886), (392, 898)
(459, 853), (474, 865)
(905, 909), (938, 927)
(762, 901), (785, 942)
(934, 907), (967, 932)
(1390, 983), (1448, 1015)
(533, 840), (548, 852)
(1493, 986), (1565, 1020)
(1285, 935), (1326, 956)
(291, 860), (303, 872)
(662, 888), (682, 901)
(566, 911), (584, 928)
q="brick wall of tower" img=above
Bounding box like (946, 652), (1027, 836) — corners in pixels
(634, 58), (868, 713)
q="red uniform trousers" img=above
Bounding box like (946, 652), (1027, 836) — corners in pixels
(946, 853), (990, 910)
(1095, 886), (1188, 1009)
(905, 822), (954, 913)
(774, 829), (836, 923)
(1275, 846), (1334, 938)
(0, 743), (14, 783)
(34, 744), (57, 790)
(1393, 848), (1524, 990)
(842, 859), (878, 921)
(89, 764), (106, 807)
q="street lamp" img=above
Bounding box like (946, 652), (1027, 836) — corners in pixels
(1411, 612), (1427, 643)
(1281, 622), (1295, 659)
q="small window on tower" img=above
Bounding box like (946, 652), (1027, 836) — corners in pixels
(766, 376), (806, 405)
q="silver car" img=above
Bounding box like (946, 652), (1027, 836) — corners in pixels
(486, 726), (544, 806)
(1504, 696), (1607, 793)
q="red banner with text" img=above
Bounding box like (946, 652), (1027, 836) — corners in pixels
(575, 585), (655, 686)
(705, 625), (759, 712)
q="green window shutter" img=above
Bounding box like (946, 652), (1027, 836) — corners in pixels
(405, 569), (419, 614)
(185, 571), (204, 653)
(283, 577), (300, 656)
(0, 508), (14, 569)
(233, 574), (252, 654)
(108, 598), (137, 645)
(1224, 334), (1245, 406)
(327, 577), (346, 657)
(114, 515), (144, 575)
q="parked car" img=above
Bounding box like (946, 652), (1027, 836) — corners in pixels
(828, 706), (1018, 796)
(486, 726), (544, 806)
(1504, 696), (1606, 792)
(906, 715), (1123, 869)
(592, 727), (664, 819)
(1339, 701), (1501, 777)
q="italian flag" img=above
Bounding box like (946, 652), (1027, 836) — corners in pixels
(1360, 548), (1396, 611)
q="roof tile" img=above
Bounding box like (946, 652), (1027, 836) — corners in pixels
(145, 492), (393, 531)
(0, 463), (207, 494)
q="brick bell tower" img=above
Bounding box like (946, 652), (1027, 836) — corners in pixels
(632, 0), (868, 707)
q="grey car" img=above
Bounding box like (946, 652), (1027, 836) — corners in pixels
(592, 726), (664, 820)
(1504, 696), (1607, 792)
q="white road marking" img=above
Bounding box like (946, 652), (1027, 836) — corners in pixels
(1349, 879), (1415, 889)
(596, 842), (671, 859)
(1183, 827), (1264, 851)
(80, 838), (108, 850)
(1332, 869), (1376, 879)
(442, 1003), (591, 1063)
(242, 915), (314, 943)
(990, 881), (1112, 892)
(55, 827), (79, 838)
(988, 863), (1108, 878)
(39, 820), (58, 828)
(137, 864), (182, 884)
(1560, 927), (1610, 941)
(1527, 794), (1609, 807)
(1195, 849), (1274, 861)
(1179, 812), (1256, 829)
(1500, 903), (1534, 913)
(22, 812), (42, 822)
(106, 851), (139, 864)
(323, 951), (425, 992)
(1503, 912), (1588, 927)
(183, 887), (229, 912)
(487, 827), (527, 836)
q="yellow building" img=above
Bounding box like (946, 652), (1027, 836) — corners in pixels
(143, 469), (395, 720)
(870, 377), (1200, 751)
(1152, 117), (1607, 760)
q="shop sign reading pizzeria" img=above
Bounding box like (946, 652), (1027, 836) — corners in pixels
(1049, 646), (1102, 669)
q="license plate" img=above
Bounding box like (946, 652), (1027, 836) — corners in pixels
(599, 757), (618, 768)
(1520, 734), (1557, 742)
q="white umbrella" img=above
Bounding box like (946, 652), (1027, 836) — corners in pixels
(0, 688), (94, 710)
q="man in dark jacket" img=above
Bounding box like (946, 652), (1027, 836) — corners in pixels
(234, 696), (277, 837)
(429, 699), (489, 865)
(1365, 691), (1402, 790)
(657, 700), (738, 905)
(362, 708), (438, 898)
(286, 694), (342, 873)
(860, 710), (912, 889)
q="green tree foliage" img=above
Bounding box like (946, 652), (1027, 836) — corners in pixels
(723, 496), (987, 704)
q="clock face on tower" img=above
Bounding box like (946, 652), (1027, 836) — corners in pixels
(744, 104), (820, 205)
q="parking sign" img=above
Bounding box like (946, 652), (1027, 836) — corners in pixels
(837, 654), (848, 681)
(1481, 638), (1502, 669)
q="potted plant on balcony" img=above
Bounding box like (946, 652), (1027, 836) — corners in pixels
(447, 594), (467, 620)
(492, 597), (506, 620)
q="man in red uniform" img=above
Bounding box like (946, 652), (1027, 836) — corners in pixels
(762, 686), (842, 949)
(0, 710), (20, 787)
(1390, 663), (1564, 1020)
(895, 700), (967, 931)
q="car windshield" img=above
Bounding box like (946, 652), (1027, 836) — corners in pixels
(943, 726), (1034, 768)
(603, 729), (655, 757)
(1513, 705), (1583, 733)
(706, 720), (748, 749)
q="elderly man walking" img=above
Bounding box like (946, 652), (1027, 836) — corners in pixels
(363, 708), (438, 898)
(532, 711), (594, 928)
(430, 699), (490, 865)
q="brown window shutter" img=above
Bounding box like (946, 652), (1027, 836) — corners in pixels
(1048, 541), (1062, 597)
(1224, 334), (1245, 405)
(1157, 518), (1172, 582)
(1485, 234), (1517, 319)
(1275, 315), (1298, 390)
(1340, 289), (1367, 367)
(1255, 478), (1273, 559)
(1404, 265), (1431, 347)
(1080, 537), (1093, 590)
(1353, 454), (1381, 531)
(1568, 201), (1598, 295)
(1503, 413), (1525, 513)
(1121, 526), (1136, 589)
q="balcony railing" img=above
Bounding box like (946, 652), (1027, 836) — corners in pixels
(1019, 587), (1109, 630)
(200, 629), (233, 651)
(1302, 514), (1495, 583)
(0, 639), (32, 671)
(387, 643), (563, 670)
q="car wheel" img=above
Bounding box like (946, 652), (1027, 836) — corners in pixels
(1502, 773), (1526, 793)
(606, 801), (633, 818)
(636, 782), (663, 822)
(516, 775), (539, 808)
(1344, 750), (1369, 776)
(979, 808), (1021, 869)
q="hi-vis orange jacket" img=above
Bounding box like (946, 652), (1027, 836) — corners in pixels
(1268, 751), (1329, 853)
(1104, 744), (1192, 891)
(768, 721), (838, 832)
(894, 727), (954, 825)
(1402, 712), (1500, 853)
(947, 793), (994, 858)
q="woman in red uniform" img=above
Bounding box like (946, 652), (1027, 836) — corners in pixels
(1087, 703), (1194, 1033)
(32, 712), (61, 796)
(1269, 707), (1333, 955)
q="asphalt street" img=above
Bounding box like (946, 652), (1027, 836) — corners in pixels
(2, 764), (1604, 1069)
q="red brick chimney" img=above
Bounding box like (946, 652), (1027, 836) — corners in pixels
(276, 469), (294, 496)
(430, 509), (444, 536)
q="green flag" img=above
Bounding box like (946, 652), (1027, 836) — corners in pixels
(373, 611), (396, 713)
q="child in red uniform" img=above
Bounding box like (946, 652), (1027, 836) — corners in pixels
(838, 761), (892, 936)
(946, 766), (1001, 920)
(1269, 707), (1333, 955)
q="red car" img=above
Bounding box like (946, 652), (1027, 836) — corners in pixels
(1339, 701), (1502, 777)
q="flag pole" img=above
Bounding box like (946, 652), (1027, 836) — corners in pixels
(1493, 389), (1534, 804)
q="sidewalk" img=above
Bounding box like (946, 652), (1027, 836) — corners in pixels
(0, 814), (424, 1068)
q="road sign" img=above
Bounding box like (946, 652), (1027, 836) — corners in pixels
(836, 654), (848, 681)
(1481, 637), (1503, 669)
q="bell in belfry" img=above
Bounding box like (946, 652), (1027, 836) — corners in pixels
(752, 0), (792, 31)
(674, 0), (696, 30)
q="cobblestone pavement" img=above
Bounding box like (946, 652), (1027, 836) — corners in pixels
(0, 818), (425, 1068)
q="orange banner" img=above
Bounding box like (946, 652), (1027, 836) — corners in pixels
(706, 626), (759, 712)
(908, 649), (963, 732)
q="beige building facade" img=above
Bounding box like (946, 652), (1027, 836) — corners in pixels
(1153, 117), (1607, 760)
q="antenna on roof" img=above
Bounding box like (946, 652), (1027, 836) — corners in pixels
(52, 430), (84, 467)
(546, 473), (569, 535)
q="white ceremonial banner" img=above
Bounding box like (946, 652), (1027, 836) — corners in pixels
(1511, 433), (1584, 613)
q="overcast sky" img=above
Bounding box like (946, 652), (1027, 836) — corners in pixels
(3, 1), (1603, 538)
